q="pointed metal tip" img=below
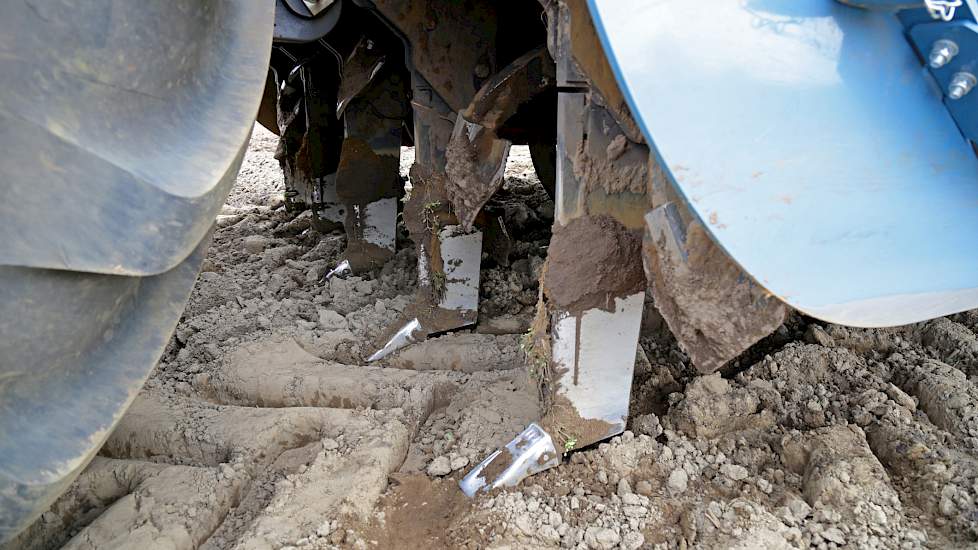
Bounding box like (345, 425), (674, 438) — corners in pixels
(459, 423), (560, 497)
(322, 259), (352, 281)
(366, 318), (424, 363)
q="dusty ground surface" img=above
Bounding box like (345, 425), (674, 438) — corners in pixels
(11, 126), (978, 549)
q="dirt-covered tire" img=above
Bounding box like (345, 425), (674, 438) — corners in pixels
(0, 241), (209, 541)
(0, 1), (274, 542)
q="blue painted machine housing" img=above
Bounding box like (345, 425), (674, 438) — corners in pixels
(587, 0), (978, 327)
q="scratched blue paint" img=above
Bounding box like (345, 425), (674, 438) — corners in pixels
(587, 0), (978, 326)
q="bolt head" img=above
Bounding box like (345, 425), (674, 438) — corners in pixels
(929, 50), (950, 69)
(948, 72), (977, 100)
(928, 39), (959, 69)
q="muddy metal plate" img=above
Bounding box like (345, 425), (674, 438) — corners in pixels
(587, 1), (978, 326)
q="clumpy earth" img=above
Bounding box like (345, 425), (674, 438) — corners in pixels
(11, 126), (978, 550)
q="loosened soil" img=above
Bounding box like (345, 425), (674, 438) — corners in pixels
(11, 127), (978, 550)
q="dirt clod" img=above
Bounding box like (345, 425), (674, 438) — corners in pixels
(543, 214), (644, 314)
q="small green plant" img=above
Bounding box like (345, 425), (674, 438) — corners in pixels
(429, 269), (446, 297)
(551, 423), (579, 454)
(520, 330), (548, 380)
(421, 200), (442, 233)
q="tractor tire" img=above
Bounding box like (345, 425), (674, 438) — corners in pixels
(0, 1), (274, 541)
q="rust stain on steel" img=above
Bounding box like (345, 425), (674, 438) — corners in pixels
(565, 0), (643, 144)
(370, 0), (496, 112)
(460, 45), (555, 130)
(707, 211), (727, 229)
(444, 45), (555, 230)
(336, 37), (387, 116)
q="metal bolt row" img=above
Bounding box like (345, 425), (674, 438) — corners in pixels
(927, 38), (975, 99)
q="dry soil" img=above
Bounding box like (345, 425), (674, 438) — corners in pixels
(10, 126), (978, 550)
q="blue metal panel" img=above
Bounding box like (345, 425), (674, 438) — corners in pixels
(587, 0), (978, 327)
